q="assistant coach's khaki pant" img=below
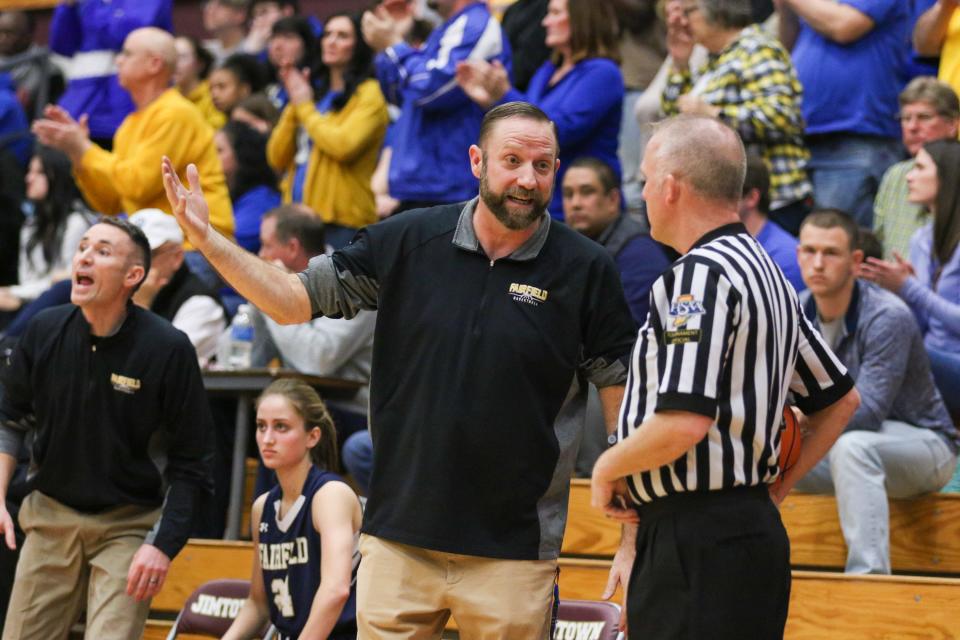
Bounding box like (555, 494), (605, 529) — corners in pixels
(3, 491), (161, 640)
(356, 534), (558, 640)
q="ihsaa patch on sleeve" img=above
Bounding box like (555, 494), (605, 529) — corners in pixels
(665, 293), (704, 344)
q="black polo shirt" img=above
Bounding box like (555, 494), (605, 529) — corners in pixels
(0, 304), (215, 559)
(299, 199), (636, 560)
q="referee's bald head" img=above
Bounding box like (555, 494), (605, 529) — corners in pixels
(647, 115), (747, 206)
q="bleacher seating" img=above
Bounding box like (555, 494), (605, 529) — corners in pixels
(555, 558), (960, 639)
(1, 0), (58, 9)
(563, 479), (960, 576)
(145, 540), (960, 640)
(142, 479), (960, 638)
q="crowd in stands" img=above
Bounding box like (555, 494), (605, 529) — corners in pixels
(1, 0), (960, 631)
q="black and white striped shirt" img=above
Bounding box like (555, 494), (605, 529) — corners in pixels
(618, 223), (854, 504)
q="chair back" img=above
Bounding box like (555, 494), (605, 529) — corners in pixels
(553, 599), (623, 640)
(166, 578), (263, 638)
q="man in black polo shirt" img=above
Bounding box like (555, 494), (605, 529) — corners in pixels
(0, 218), (214, 638)
(162, 101), (637, 638)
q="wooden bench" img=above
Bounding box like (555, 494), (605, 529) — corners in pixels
(152, 539), (253, 615)
(146, 542), (960, 639)
(562, 479), (960, 575)
(556, 558), (960, 639)
(0, 0), (59, 9)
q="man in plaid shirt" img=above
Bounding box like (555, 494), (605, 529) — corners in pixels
(662, 0), (811, 235)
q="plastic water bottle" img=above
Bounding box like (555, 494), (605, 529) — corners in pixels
(227, 304), (254, 370)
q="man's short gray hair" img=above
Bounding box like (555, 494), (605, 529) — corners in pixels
(899, 76), (960, 120)
(698, 0), (754, 29)
(649, 114), (747, 204)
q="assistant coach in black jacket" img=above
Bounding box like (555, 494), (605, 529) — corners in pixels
(0, 217), (214, 639)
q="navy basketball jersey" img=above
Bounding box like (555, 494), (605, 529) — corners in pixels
(258, 466), (360, 640)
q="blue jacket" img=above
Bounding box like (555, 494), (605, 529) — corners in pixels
(0, 73), (30, 166)
(50, 0), (172, 140)
(503, 58), (623, 219)
(376, 2), (510, 203)
(595, 212), (674, 328)
(233, 184), (281, 254)
(756, 219), (806, 293)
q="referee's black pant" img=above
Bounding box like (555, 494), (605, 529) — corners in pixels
(627, 485), (790, 640)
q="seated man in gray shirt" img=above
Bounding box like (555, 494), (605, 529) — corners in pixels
(251, 205), (375, 491)
(795, 209), (959, 574)
(252, 205), (374, 425)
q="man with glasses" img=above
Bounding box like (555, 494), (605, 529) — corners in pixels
(873, 77), (960, 259)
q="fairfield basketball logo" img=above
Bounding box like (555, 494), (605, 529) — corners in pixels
(508, 282), (548, 306)
(110, 373), (141, 394)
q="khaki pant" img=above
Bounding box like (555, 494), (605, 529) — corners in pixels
(3, 492), (160, 640)
(356, 534), (557, 640)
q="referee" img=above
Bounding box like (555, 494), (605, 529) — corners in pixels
(591, 115), (861, 639)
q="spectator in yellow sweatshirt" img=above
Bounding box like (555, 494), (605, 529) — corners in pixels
(267, 12), (388, 248)
(33, 27), (234, 287)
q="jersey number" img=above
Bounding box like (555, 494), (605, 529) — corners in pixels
(271, 576), (295, 617)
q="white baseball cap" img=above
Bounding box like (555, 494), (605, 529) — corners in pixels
(129, 209), (184, 250)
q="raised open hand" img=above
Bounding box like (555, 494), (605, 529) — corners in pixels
(665, 0), (695, 69)
(860, 255), (913, 292)
(361, 6), (403, 52)
(280, 65), (313, 106)
(32, 105), (91, 163)
(455, 60), (496, 109)
(161, 156), (211, 249)
(456, 59), (509, 110)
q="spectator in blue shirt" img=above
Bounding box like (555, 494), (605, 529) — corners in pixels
(215, 120), (280, 254)
(0, 73), (29, 167)
(562, 156), (673, 327)
(861, 139), (960, 419)
(456, 0), (623, 219)
(779, 0), (909, 228)
(50, 0), (172, 146)
(738, 154), (805, 292)
(362, 0), (510, 211)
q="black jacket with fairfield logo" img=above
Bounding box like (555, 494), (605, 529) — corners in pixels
(0, 304), (214, 559)
(299, 199), (637, 560)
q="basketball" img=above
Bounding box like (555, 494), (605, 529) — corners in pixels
(775, 406), (802, 487)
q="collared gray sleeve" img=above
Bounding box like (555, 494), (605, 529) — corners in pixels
(579, 251), (636, 389)
(0, 337), (34, 458)
(0, 424), (26, 460)
(296, 253), (380, 320)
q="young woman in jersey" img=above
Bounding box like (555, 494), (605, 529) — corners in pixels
(222, 378), (362, 640)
